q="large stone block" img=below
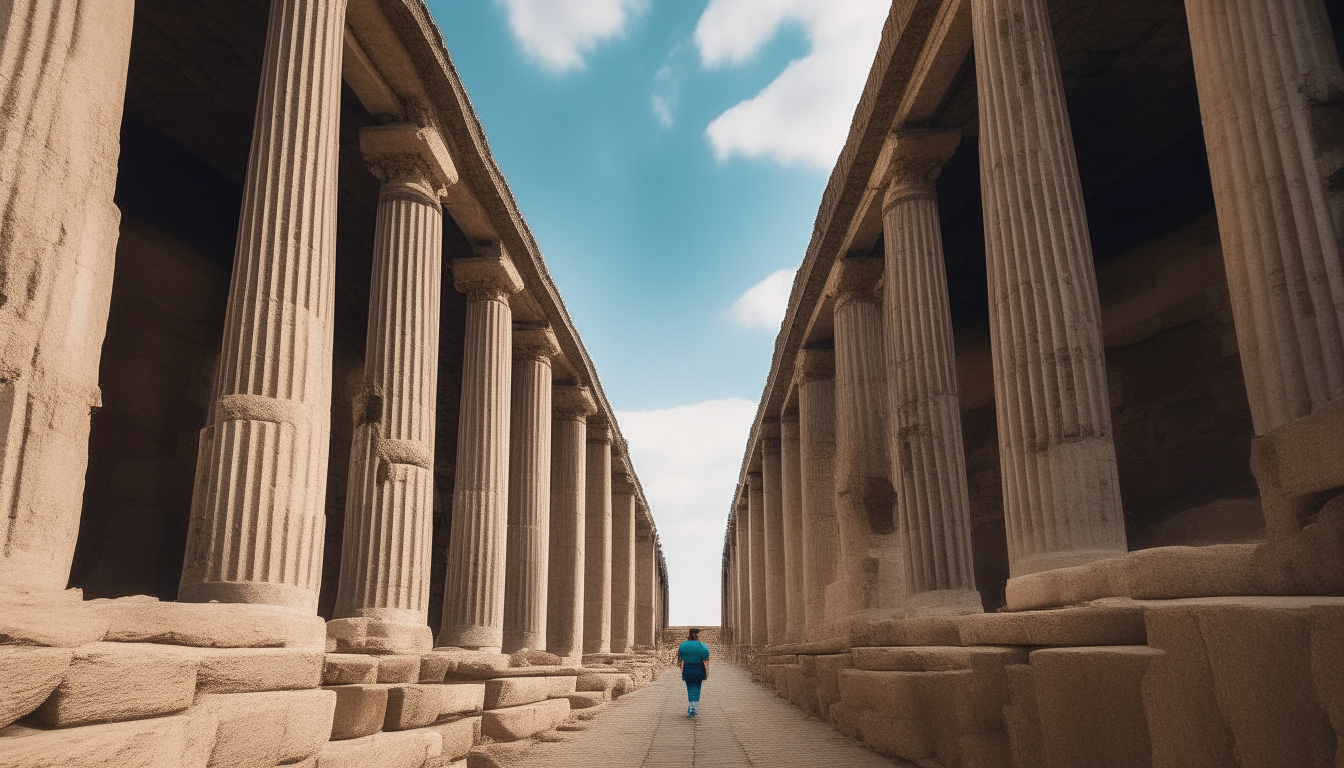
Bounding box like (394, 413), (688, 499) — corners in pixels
(169, 647), (323, 694)
(559, 692), (604, 709)
(194, 689), (335, 767)
(104, 599), (325, 648)
(323, 654), (378, 686)
(958, 605), (1146, 647)
(325, 685), (388, 740)
(315, 729), (442, 768)
(546, 676), (577, 697)
(483, 677), (568, 709)
(384, 685), (441, 731)
(1002, 664), (1044, 768)
(1031, 646), (1160, 768)
(325, 618), (433, 655)
(0, 711), (215, 768)
(479, 699), (569, 741)
(438, 684), (485, 717)
(0, 591), (110, 647)
(34, 643), (196, 727)
(419, 654), (455, 683)
(376, 656), (421, 684)
(0, 648), (71, 728)
(426, 716), (480, 761)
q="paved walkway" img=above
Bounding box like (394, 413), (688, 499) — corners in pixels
(474, 662), (910, 768)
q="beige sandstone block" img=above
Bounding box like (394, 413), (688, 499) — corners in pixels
(574, 673), (621, 694)
(0, 647), (71, 729)
(323, 654), (378, 685)
(957, 605), (1146, 647)
(426, 716), (480, 761)
(34, 643), (196, 727)
(419, 654), (456, 682)
(105, 599), (325, 648)
(507, 649), (562, 667)
(384, 685), (441, 731)
(376, 655), (421, 683)
(0, 593), (110, 647)
(438, 684), (485, 716)
(326, 618), (433, 655)
(0, 711), (214, 768)
(444, 652), (512, 679)
(483, 677), (568, 709)
(546, 676), (577, 697)
(167, 647), (323, 693)
(194, 689), (335, 767)
(559, 692), (605, 709)
(315, 729), (442, 768)
(479, 698), (569, 742)
(1031, 646), (1160, 768)
(325, 685), (388, 740)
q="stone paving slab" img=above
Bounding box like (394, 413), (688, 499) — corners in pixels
(477, 662), (910, 767)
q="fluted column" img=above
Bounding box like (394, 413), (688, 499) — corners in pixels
(733, 501), (753, 646)
(438, 248), (524, 650)
(610, 474), (637, 653)
(797, 349), (839, 639)
(882, 130), (983, 615)
(1185, 0), (1344, 535)
(635, 515), (656, 648)
(545, 385), (595, 662)
(780, 415), (806, 643)
(830, 258), (903, 621)
(179, 0), (348, 612)
(583, 422), (613, 654)
(747, 471), (768, 645)
(0, 2), (134, 592)
(972, 0), (1128, 577)
(331, 126), (455, 651)
(761, 422), (787, 645)
(502, 326), (560, 653)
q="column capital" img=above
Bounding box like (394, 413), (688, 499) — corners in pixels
(830, 256), (883, 308)
(513, 323), (560, 362)
(553, 384), (597, 419)
(612, 473), (637, 496)
(882, 129), (961, 211)
(360, 124), (458, 200)
(587, 420), (613, 445)
(795, 347), (835, 385)
(761, 419), (782, 455)
(454, 244), (524, 302)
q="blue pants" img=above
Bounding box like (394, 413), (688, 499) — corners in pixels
(683, 663), (706, 702)
(685, 681), (702, 702)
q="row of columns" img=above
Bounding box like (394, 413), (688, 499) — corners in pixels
(727, 0), (1344, 645)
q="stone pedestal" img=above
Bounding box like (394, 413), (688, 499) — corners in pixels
(796, 349), (840, 639)
(179, 0), (349, 612)
(545, 386), (596, 662)
(780, 415), (807, 643)
(0, 1), (135, 591)
(635, 516), (656, 648)
(747, 472), (768, 646)
(761, 422), (788, 646)
(438, 248), (524, 650)
(972, 0), (1128, 578)
(882, 131), (983, 616)
(502, 326), (560, 653)
(331, 125), (456, 652)
(583, 423), (613, 654)
(609, 476), (637, 653)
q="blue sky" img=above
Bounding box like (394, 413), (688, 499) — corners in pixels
(425, 0), (888, 624)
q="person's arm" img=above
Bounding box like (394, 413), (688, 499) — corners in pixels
(702, 658), (709, 679)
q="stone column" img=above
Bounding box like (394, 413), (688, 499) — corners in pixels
(796, 349), (839, 639)
(179, 0), (348, 611)
(583, 422), (613, 654)
(972, 0), (1128, 577)
(761, 422), (788, 646)
(780, 414), (807, 643)
(502, 325), (560, 653)
(438, 248), (524, 650)
(830, 258), (903, 621)
(331, 126), (455, 652)
(635, 514), (656, 648)
(747, 471), (768, 646)
(882, 131), (983, 615)
(546, 385), (595, 662)
(610, 474), (637, 653)
(1185, 0), (1344, 535)
(0, 2), (134, 592)
(733, 501), (753, 646)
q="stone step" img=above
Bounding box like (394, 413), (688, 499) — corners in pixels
(480, 699), (570, 742)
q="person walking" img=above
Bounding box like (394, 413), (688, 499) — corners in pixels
(678, 627), (710, 717)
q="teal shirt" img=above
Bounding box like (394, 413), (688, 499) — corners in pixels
(678, 640), (710, 665)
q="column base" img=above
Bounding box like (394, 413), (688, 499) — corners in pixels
(177, 580), (317, 614)
(326, 617), (433, 654)
(903, 589), (985, 617)
(437, 624), (503, 652)
(501, 630), (545, 655)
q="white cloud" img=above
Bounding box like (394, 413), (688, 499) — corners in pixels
(651, 64), (677, 128)
(727, 268), (796, 330)
(694, 0), (889, 169)
(497, 0), (645, 73)
(618, 398), (758, 625)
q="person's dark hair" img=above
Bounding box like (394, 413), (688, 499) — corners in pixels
(688, 627), (700, 639)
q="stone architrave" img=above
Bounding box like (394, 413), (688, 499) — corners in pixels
(635, 514), (656, 648)
(796, 349), (840, 639)
(502, 325), (561, 653)
(780, 415), (807, 643)
(972, 0), (1128, 578)
(609, 474), (637, 653)
(546, 385), (596, 662)
(747, 472), (768, 646)
(830, 258), (903, 622)
(179, 0), (349, 612)
(438, 247), (524, 650)
(0, 2), (135, 591)
(331, 125), (457, 652)
(582, 421), (614, 654)
(733, 501), (753, 646)
(882, 130), (983, 616)
(760, 422), (787, 646)
(1184, 0), (1344, 535)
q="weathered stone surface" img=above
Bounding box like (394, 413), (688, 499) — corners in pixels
(0, 647), (71, 729)
(376, 655), (421, 684)
(384, 685), (441, 731)
(0, 593), (110, 648)
(167, 647), (323, 693)
(438, 684), (486, 716)
(957, 605), (1146, 647)
(441, 652), (512, 679)
(315, 729), (442, 768)
(546, 386), (596, 663)
(507, 649), (562, 668)
(480, 699), (569, 742)
(326, 619), (433, 655)
(0, 712), (213, 768)
(323, 654), (379, 686)
(574, 674), (621, 694)
(484, 677), (569, 709)
(194, 689), (335, 767)
(34, 643), (196, 727)
(325, 685), (389, 741)
(419, 654), (455, 683)
(426, 716), (480, 762)
(1031, 646), (1160, 768)
(560, 692), (605, 709)
(546, 677), (577, 697)
(104, 599), (326, 648)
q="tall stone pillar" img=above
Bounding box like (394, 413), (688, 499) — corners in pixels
(583, 422), (613, 654)
(733, 501), (753, 646)
(780, 415), (807, 643)
(796, 349), (839, 639)
(635, 515), (656, 648)
(180, 0), (349, 611)
(610, 475), (637, 653)
(972, 0), (1128, 577)
(502, 325), (560, 653)
(830, 258), (903, 621)
(0, 2), (134, 592)
(438, 249), (524, 650)
(1184, 0), (1344, 535)
(747, 471), (768, 646)
(882, 131), (983, 615)
(546, 385), (595, 662)
(331, 126), (455, 652)
(761, 422), (787, 646)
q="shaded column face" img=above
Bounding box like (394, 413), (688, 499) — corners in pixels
(0, 2), (135, 591)
(635, 516), (656, 648)
(545, 385), (595, 661)
(881, 131), (983, 616)
(780, 415), (806, 643)
(747, 472), (768, 646)
(796, 349), (839, 640)
(331, 125), (455, 652)
(609, 475), (637, 653)
(583, 423), (613, 654)
(829, 258), (902, 622)
(179, 0), (349, 612)
(760, 421), (787, 646)
(733, 507), (752, 644)
(972, 0), (1128, 578)
(438, 248), (524, 650)
(502, 326), (561, 653)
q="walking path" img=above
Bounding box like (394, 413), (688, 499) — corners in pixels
(473, 662), (910, 767)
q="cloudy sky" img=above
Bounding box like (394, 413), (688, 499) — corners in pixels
(426, 0), (887, 624)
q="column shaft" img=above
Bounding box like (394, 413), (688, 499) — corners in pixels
(583, 425), (613, 654)
(545, 386), (594, 661)
(610, 478), (637, 653)
(972, 0), (1128, 577)
(797, 349), (839, 639)
(180, 0), (348, 611)
(635, 518), (656, 648)
(747, 472), (768, 645)
(761, 423), (787, 645)
(734, 507), (753, 645)
(780, 416), (806, 643)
